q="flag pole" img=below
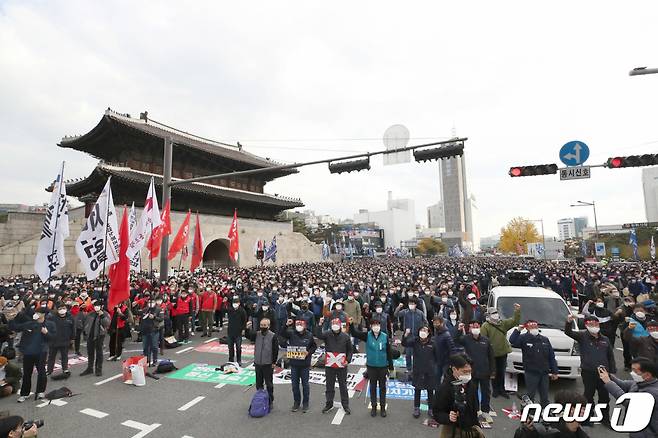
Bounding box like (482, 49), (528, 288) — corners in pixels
(99, 177), (112, 304)
(47, 161), (66, 286)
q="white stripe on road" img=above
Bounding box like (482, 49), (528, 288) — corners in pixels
(37, 399), (68, 408)
(121, 420), (161, 438)
(95, 373), (123, 386)
(80, 408), (109, 418)
(203, 337), (218, 344)
(331, 407), (346, 425)
(616, 347), (624, 351)
(182, 436), (194, 438)
(214, 383), (226, 389)
(176, 346), (194, 354)
(178, 396), (205, 411)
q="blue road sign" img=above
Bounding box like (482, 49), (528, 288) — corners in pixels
(560, 141), (590, 167)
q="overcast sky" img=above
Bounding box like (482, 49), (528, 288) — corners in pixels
(2, 1), (658, 239)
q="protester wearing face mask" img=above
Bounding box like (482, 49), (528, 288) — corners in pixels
(370, 301), (391, 335)
(9, 309), (55, 401)
(245, 317), (278, 407)
(433, 354), (483, 438)
(282, 318), (317, 413)
(627, 304), (651, 339)
(140, 298), (163, 367)
(618, 297), (638, 370)
(459, 292), (485, 326)
(291, 298), (315, 330)
(350, 318), (394, 417)
(343, 292), (363, 350)
(0, 356), (21, 398)
(480, 303), (521, 399)
(455, 321), (495, 422)
(45, 303), (74, 377)
(394, 297), (427, 374)
(509, 320), (558, 409)
(600, 357), (658, 437)
(401, 325), (437, 419)
(315, 317), (352, 415)
(624, 319), (658, 364)
(227, 297), (247, 365)
(80, 302), (110, 377)
(566, 314), (616, 426)
(582, 298), (621, 348)
(323, 300), (348, 332)
(199, 287), (217, 337)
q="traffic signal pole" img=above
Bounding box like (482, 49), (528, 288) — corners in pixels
(159, 136), (468, 280)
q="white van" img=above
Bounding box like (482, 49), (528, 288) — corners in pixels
(487, 286), (581, 379)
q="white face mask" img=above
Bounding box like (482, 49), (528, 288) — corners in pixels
(458, 373), (472, 384)
(469, 299), (477, 305)
(232, 303), (239, 309)
(408, 304), (416, 311)
(295, 325), (304, 333)
(94, 306), (101, 312)
(262, 306), (269, 311)
(636, 312), (646, 320)
(471, 328), (480, 336)
(490, 314), (500, 322)
(441, 297), (448, 303)
(58, 309), (67, 316)
(419, 331), (429, 339)
(630, 371), (645, 382)
(32, 313), (41, 321)
(335, 305), (342, 311)
(529, 328), (539, 336)
(371, 326), (381, 334)
(587, 326), (600, 335)
(450, 314), (457, 321)
(650, 331), (658, 339)
(12, 295), (18, 300)
(595, 302), (604, 308)
(257, 293), (263, 297)
(375, 307), (383, 314)
(331, 324), (341, 332)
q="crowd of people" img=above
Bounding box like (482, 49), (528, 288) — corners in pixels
(0, 256), (657, 437)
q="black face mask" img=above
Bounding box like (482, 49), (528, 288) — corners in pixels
(260, 327), (269, 333)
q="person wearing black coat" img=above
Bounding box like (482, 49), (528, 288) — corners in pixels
(46, 303), (74, 376)
(433, 354), (483, 438)
(433, 315), (458, 384)
(402, 326), (437, 418)
(456, 321), (495, 422)
(226, 298), (247, 365)
(315, 317), (353, 414)
(281, 318), (317, 412)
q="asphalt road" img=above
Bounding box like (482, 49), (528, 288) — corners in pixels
(0, 331), (632, 438)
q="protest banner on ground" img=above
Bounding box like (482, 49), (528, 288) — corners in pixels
(167, 363), (255, 386)
(194, 341), (254, 357)
(273, 369), (365, 391)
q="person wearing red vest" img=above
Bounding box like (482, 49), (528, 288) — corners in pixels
(174, 291), (192, 343)
(200, 288), (217, 337)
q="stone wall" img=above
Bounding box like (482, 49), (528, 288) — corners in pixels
(0, 206), (322, 276)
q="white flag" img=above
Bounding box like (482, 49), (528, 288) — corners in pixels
(129, 202), (141, 272)
(651, 236), (656, 261)
(126, 177), (162, 259)
(35, 162), (70, 281)
(75, 178), (120, 280)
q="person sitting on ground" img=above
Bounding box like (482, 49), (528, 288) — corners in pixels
(0, 356), (21, 398)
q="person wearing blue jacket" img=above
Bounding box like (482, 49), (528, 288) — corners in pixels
(281, 318), (317, 413)
(432, 315), (458, 384)
(509, 320), (558, 408)
(394, 297), (427, 373)
(10, 308), (56, 402)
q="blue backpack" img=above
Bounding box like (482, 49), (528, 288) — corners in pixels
(248, 389), (270, 417)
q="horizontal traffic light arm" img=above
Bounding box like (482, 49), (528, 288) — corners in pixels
(605, 154), (658, 168)
(170, 137), (469, 186)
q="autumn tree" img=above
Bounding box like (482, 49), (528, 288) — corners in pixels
(416, 238), (447, 255)
(498, 217), (540, 254)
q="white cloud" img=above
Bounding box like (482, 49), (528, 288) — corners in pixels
(1, 0), (658, 238)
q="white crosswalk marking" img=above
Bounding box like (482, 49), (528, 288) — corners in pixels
(176, 346), (195, 354)
(121, 420), (161, 438)
(80, 408), (109, 418)
(95, 373), (122, 386)
(178, 396), (205, 411)
(203, 337), (218, 344)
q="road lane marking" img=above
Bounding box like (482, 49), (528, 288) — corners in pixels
(176, 346), (194, 354)
(37, 399), (68, 408)
(331, 402), (346, 425)
(203, 337), (218, 344)
(214, 383), (226, 389)
(95, 373), (122, 386)
(178, 396), (205, 411)
(121, 420), (161, 438)
(80, 408), (109, 418)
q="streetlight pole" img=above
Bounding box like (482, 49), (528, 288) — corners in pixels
(570, 200), (598, 239)
(159, 137), (173, 280)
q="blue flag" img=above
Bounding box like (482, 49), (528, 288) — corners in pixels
(264, 236), (277, 262)
(581, 240), (587, 256)
(629, 228), (639, 260)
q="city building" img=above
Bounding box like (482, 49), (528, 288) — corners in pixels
(353, 191), (416, 248)
(437, 147), (477, 251)
(0, 108), (320, 275)
(643, 167), (658, 222)
(480, 235), (500, 251)
(557, 217), (588, 241)
(427, 202), (445, 230)
(582, 224), (630, 240)
(327, 223), (385, 256)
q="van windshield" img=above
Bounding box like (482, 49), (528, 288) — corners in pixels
(497, 296), (568, 330)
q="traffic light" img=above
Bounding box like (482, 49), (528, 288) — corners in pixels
(413, 142), (464, 162)
(606, 154), (658, 168)
(508, 164), (558, 177)
(328, 158), (371, 174)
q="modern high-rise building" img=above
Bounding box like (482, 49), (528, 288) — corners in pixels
(427, 201), (445, 229)
(437, 149), (477, 251)
(643, 167), (658, 222)
(353, 191), (416, 248)
(557, 217), (588, 240)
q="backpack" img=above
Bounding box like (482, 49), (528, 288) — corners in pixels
(155, 359), (177, 374)
(44, 387), (76, 404)
(248, 389), (270, 418)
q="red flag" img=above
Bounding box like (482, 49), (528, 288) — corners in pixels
(190, 212), (204, 271)
(146, 200), (171, 259)
(167, 209), (191, 261)
(228, 209), (239, 264)
(109, 207), (130, 309)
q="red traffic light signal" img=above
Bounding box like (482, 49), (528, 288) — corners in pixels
(608, 157), (623, 168)
(509, 164), (558, 177)
(606, 154), (658, 168)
